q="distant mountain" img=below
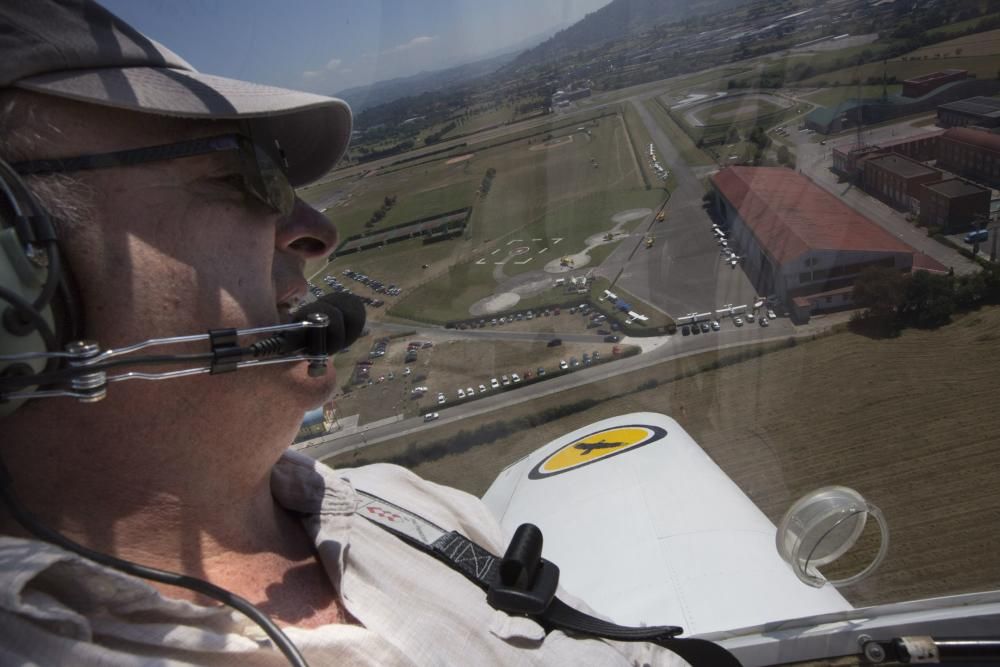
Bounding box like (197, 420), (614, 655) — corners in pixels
(511, 0), (750, 67)
(335, 22), (571, 113)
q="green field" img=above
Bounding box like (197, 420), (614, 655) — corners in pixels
(801, 28), (1000, 87)
(690, 96), (785, 125)
(382, 116), (660, 323)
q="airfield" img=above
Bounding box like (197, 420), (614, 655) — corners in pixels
(294, 16), (1000, 615)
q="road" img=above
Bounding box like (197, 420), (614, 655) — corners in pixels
(297, 314), (809, 461)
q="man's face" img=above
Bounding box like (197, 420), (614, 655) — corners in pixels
(33, 96), (340, 412)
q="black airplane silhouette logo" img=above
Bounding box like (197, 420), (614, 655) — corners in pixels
(573, 439), (627, 455)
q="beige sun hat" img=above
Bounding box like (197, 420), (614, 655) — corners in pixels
(1, 0), (352, 186)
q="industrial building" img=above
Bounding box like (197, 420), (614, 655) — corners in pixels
(861, 153), (943, 213)
(805, 79), (1000, 134)
(919, 178), (992, 232)
(937, 126), (1000, 188)
(709, 167), (944, 321)
(936, 96), (1000, 129)
(902, 69), (967, 98)
(832, 130), (943, 179)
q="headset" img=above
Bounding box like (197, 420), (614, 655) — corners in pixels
(0, 155), (366, 667)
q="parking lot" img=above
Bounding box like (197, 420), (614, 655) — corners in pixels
(601, 194), (760, 320)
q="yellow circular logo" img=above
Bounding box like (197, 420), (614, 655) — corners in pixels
(528, 424), (667, 479)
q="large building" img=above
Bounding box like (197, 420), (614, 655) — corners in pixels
(832, 130), (943, 180)
(709, 167), (944, 321)
(861, 153), (943, 213)
(937, 126), (1000, 188)
(936, 96), (1000, 129)
(902, 69), (967, 98)
(919, 178), (992, 232)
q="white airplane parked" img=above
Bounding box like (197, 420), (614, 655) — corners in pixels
(482, 413), (999, 666)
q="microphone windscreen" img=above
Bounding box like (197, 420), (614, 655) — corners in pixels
(294, 292), (367, 352)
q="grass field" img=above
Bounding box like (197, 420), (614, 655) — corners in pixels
(800, 28), (1000, 87)
(383, 116), (660, 322)
(689, 96), (785, 125)
(328, 305), (1000, 608)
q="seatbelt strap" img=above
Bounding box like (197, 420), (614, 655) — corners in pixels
(355, 489), (741, 667)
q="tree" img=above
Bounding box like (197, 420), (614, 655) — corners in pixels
(899, 271), (955, 328)
(852, 266), (907, 334)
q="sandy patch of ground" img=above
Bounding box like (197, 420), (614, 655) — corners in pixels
(444, 153), (475, 165)
(528, 135), (574, 152)
(470, 291), (521, 315)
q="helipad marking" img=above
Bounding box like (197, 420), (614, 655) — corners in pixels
(552, 238), (564, 245)
(475, 258), (486, 265)
(528, 424), (667, 479)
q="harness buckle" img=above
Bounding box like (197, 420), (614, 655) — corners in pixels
(487, 523), (560, 615)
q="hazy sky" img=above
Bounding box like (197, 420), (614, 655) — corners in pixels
(101, 1), (610, 94)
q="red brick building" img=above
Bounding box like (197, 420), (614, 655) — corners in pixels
(919, 178), (992, 232)
(937, 127), (1000, 188)
(861, 153), (942, 213)
(902, 69), (967, 98)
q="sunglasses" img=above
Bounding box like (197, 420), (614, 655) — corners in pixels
(11, 133), (296, 216)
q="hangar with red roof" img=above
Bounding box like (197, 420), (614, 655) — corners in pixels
(709, 166), (945, 320)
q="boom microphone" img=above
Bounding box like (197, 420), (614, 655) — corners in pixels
(0, 291), (367, 405)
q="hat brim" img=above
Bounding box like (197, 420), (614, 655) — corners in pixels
(16, 67), (352, 187)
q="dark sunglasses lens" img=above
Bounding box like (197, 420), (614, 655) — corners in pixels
(236, 138), (294, 216)
(252, 145), (295, 216)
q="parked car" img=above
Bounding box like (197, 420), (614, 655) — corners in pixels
(501, 375), (510, 385)
(711, 320), (721, 331)
(457, 388), (466, 399)
(746, 311), (755, 322)
(734, 316), (744, 327)
(547, 338), (562, 347)
(490, 378), (500, 389)
(423, 412), (439, 422)
(478, 384), (487, 394)
(760, 317), (769, 327)
(559, 360), (568, 370)
(511, 373), (521, 383)
(604, 335), (620, 343)
(767, 309), (776, 320)
(700, 322), (710, 333)
(437, 393), (446, 404)
(537, 367), (546, 376)
(570, 357), (579, 367)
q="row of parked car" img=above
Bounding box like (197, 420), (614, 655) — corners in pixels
(342, 269), (402, 297)
(680, 308), (777, 335)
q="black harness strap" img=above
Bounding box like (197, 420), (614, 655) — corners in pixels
(355, 489), (741, 667)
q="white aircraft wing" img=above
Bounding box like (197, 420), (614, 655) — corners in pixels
(481, 412), (851, 635)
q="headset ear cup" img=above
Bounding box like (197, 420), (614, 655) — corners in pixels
(324, 305), (346, 353)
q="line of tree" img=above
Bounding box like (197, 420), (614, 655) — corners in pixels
(851, 264), (1000, 337)
(365, 194), (398, 228)
(424, 122), (456, 145)
(479, 167), (497, 196)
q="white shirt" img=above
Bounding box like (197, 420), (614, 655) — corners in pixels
(0, 450), (689, 666)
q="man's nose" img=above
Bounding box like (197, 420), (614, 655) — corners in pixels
(275, 198), (338, 258)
